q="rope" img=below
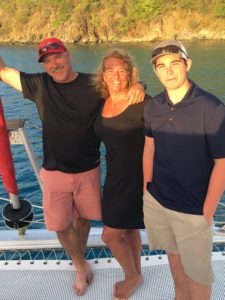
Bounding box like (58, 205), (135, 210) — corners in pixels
(33, 214), (44, 218)
(25, 121), (42, 131)
(1, 244), (224, 264)
(16, 219), (45, 225)
(0, 197), (43, 209)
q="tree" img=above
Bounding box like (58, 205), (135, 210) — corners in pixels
(214, 0), (225, 17)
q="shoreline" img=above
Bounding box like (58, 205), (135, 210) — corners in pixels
(1, 38), (225, 46)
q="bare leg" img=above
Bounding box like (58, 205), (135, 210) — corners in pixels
(167, 253), (190, 300)
(168, 252), (212, 300)
(73, 218), (93, 285)
(114, 229), (143, 299)
(187, 276), (211, 300)
(57, 221), (92, 296)
(73, 218), (91, 255)
(102, 226), (143, 299)
(126, 230), (142, 274)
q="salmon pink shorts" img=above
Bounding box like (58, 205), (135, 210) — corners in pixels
(40, 166), (102, 231)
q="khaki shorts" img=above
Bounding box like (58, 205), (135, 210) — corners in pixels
(143, 191), (214, 285)
(40, 166), (102, 231)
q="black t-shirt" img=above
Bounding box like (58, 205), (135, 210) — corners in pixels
(20, 72), (102, 173)
(144, 81), (225, 215)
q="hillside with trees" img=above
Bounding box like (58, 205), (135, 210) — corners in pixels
(0, 0), (225, 44)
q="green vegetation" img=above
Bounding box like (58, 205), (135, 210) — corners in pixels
(0, 0), (224, 43)
(131, 0), (163, 20)
(50, 0), (74, 27)
(214, 0), (225, 17)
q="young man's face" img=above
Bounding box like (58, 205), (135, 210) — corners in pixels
(42, 52), (74, 83)
(154, 54), (192, 91)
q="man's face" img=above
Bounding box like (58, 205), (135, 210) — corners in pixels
(41, 52), (74, 83)
(154, 54), (192, 91)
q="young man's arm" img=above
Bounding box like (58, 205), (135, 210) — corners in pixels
(203, 158), (225, 224)
(0, 56), (22, 92)
(143, 136), (155, 191)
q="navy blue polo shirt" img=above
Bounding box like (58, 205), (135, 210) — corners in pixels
(144, 80), (225, 215)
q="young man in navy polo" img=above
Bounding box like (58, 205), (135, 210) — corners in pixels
(143, 40), (225, 300)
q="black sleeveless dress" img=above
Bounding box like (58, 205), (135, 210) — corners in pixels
(95, 97), (150, 229)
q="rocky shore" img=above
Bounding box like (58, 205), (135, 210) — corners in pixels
(0, 10), (225, 45)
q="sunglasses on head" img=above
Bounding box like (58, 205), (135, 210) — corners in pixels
(152, 45), (187, 60)
(39, 43), (63, 55)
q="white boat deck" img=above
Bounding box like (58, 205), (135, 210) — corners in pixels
(0, 228), (225, 300)
(0, 254), (225, 300)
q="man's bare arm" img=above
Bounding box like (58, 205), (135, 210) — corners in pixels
(143, 136), (155, 191)
(127, 82), (145, 104)
(0, 56), (22, 92)
(203, 158), (225, 224)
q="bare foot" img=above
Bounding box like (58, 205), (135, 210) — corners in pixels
(114, 274), (143, 299)
(113, 281), (127, 300)
(113, 281), (122, 297)
(73, 261), (94, 296)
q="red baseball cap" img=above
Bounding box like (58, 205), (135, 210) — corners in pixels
(37, 38), (67, 63)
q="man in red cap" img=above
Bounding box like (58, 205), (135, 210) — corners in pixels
(0, 37), (145, 296)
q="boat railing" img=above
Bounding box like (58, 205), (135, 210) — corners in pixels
(6, 118), (43, 191)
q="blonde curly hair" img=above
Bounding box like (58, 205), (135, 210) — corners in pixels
(94, 48), (139, 98)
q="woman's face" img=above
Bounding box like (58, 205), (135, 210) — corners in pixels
(103, 57), (130, 94)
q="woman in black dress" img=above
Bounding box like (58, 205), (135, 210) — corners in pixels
(94, 49), (149, 299)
